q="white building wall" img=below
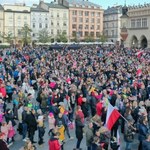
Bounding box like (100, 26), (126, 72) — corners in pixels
(31, 11), (49, 41)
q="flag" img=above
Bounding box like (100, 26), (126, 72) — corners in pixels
(136, 50), (144, 58)
(136, 68), (142, 76)
(106, 103), (120, 130)
(117, 129), (121, 150)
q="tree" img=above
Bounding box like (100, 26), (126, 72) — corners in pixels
(38, 28), (51, 43)
(55, 31), (68, 43)
(71, 31), (78, 42)
(20, 24), (32, 46)
(84, 35), (95, 42)
(99, 35), (107, 43)
(0, 32), (14, 44)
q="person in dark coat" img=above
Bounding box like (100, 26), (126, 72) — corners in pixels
(75, 115), (84, 149)
(25, 109), (37, 143)
(5, 109), (16, 127)
(142, 133), (150, 150)
(138, 117), (149, 150)
(0, 132), (9, 150)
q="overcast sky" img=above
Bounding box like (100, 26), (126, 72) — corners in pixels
(1, 0), (149, 9)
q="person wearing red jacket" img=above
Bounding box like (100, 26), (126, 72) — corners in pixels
(49, 130), (61, 150)
(96, 100), (103, 116)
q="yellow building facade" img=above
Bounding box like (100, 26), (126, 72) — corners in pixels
(3, 4), (31, 45)
(0, 5), (4, 43)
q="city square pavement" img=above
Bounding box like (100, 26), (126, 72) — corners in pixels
(10, 117), (139, 150)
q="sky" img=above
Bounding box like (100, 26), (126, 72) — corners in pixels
(1, 0), (149, 9)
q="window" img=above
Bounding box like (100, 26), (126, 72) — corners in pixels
(39, 23), (42, 28)
(51, 21), (54, 26)
(105, 30), (108, 36)
(91, 12), (95, 17)
(72, 24), (77, 29)
(91, 25), (94, 30)
(33, 23), (35, 28)
(111, 30), (114, 37)
(72, 10), (77, 15)
(137, 19), (141, 28)
(90, 32), (94, 36)
(57, 13), (59, 18)
(32, 33), (35, 37)
(72, 31), (76, 36)
(142, 18), (147, 27)
(18, 29), (21, 36)
(85, 25), (89, 30)
(79, 25), (83, 30)
(97, 25), (100, 30)
(79, 11), (83, 16)
(57, 21), (59, 26)
(91, 18), (94, 23)
(131, 19), (136, 28)
(63, 22), (66, 26)
(51, 12), (53, 17)
(78, 31), (82, 37)
(45, 24), (48, 28)
(63, 30), (67, 34)
(85, 32), (89, 36)
(97, 19), (100, 23)
(96, 32), (100, 37)
(57, 30), (60, 34)
(112, 23), (114, 28)
(97, 12), (100, 17)
(45, 18), (48, 21)
(85, 18), (89, 23)
(73, 17), (77, 22)
(79, 18), (83, 23)
(51, 29), (53, 34)
(85, 11), (89, 16)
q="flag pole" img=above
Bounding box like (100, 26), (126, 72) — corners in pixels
(119, 113), (136, 130)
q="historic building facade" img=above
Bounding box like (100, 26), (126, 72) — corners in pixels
(103, 6), (122, 43)
(125, 4), (150, 48)
(3, 4), (31, 44)
(31, 4), (49, 42)
(39, 0), (69, 42)
(59, 0), (103, 41)
(0, 5), (4, 43)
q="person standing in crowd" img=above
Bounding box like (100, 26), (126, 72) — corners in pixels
(86, 122), (94, 150)
(75, 115), (84, 149)
(25, 109), (37, 143)
(138, 117), (149, 150)
(142, 133), (150, 150)
(124, 117), (136, 150)
(49, 129), (61, 150)
(0, 132), (9, 150)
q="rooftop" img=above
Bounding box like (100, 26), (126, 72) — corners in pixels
(0, 5), (4, 10)
(31, 7), (49, 12)
(66, 0), (102, 9)
(104, 5), (122, 15)
(45, 2), (68, 9)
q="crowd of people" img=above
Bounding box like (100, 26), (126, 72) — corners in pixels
(0, 45), (149, 150)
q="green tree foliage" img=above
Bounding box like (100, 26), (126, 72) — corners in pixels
(0, 32), (14, 44)
(21, 24), (32, 46)
(38, 28), (51, 43)
(56, 31), (68, 43)
(99, 35), (107, 43)
(84, 35), (95, 42)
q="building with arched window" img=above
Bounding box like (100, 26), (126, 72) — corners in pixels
(125, 4), (150, 48)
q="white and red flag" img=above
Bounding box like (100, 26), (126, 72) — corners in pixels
(136, 50), (144, 58)
(106, 103), (120, 130)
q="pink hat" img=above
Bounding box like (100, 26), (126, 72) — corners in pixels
(49, 112), (54, 117)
